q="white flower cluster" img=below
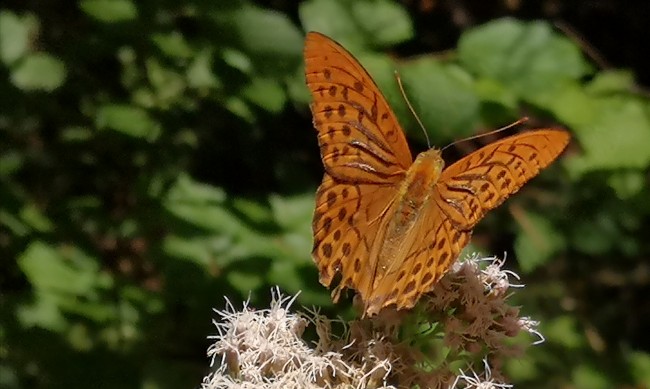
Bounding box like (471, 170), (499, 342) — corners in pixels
(203, 286), (404, 389)
(203, 255), (543, 389)
(203, 289), (340, 389)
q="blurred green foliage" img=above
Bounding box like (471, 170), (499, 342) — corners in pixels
(1, 1), (649, 388)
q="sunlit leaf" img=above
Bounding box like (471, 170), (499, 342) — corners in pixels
(400, 59), (479, 140)
(514, 210), (567, 273)
(542, 315), (584, 349)
(350, 0), (413, 46)
(10, 53), (66, 91)
(458, 18), (591, 102)
(629, 351), (650, 387)
(80, 0), (138, 22)
(0, 10), (35, 65)
(95, 104), (161, 140)
(572, 364), (611, 389)
(242, 76), (286, 113)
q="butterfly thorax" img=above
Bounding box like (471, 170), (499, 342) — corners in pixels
(374, 149), (444, 275)
(394, 148), (444, 225)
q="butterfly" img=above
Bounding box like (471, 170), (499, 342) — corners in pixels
(304, 32), (570, 317)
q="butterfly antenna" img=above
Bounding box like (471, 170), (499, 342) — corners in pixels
(441, 117), (529, 152)
(395, 71), (431, 148)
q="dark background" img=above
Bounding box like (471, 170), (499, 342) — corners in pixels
(1, 0), (649, 388)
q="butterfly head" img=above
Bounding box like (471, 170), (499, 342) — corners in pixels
(413, 148), (445, 178)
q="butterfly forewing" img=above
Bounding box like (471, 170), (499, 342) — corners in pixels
(435, 130), (571, 230)
(304, 32), (413, 184)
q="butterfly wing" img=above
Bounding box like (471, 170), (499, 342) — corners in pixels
(304, 32), (413, 184)
(305, 32), (414, 304)
(365, 129), (569, 315)
(435, 129), (570, 230)
(313, 173), (399, 303)
(363, 198), (470, 315)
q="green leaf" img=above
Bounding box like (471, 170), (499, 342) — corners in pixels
(607, 170), (645, 200)
(0, 150), (24, 177)
(241, 77), (287, 113)
(564, 95), (650, 176)
(16, 292), (68, 331)
(60, 126), (94, 142)
(504, 355), (539, 382)
(278, 231), (313, 264)
(286, 64), (311, 105)
(10, 53), (67, 91)
(186, 49), (221, 90)
(20, 204), (54, 233)
(514, 210), (566, 273)
(473, 78), (518, 112)
(586, 69), (636, 94)
(458, 18), (590, 102)
(473, 78), (520, 124)
(570, 212), (619, 255)
(350, 0), (413, 46)
(300, 0), (412, 49)
(227, 270), (264, 295)
(219, 4), (303, 74)
(0, 209), (29, 236)
(268, 194), (313, 260)
(269, 193), (314, 231)
(544, 79), (650, 176)
(145, 58), (187, 107)
(165, 173), (227, 204)
(163, 175), (307, 277)
(572, 364), (611, 389)
(629, 351), (650, 387)
(400, 59), (480, 141)
(267, 259), (304, 293)
(95, 104), (161, 140)
(79, 0), (138, 22)
(542, 315), (584, 348)
(163, 175), (246, 234)
(151, 31), (193, 59)
(165, 201), (244, 235)
(163, 234), (231, 268)
(537, 83), (597, 129)
(224, 96), (256, 123)
(165, 233), (281, 272)
(231, 197), (275, 226)
(18, 241), (111, 296)
(299, 0), (362, 50)
(0, 10), (36, 65)
(220, 47), (253, 74)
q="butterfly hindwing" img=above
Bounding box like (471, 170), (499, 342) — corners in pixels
(363, 197), (471, 315)
(312, 173), (398, 304)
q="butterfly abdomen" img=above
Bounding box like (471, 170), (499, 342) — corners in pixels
(375, 150), (445, 267)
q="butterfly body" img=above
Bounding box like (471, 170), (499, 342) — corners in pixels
(376, 149), (445, 272)
(396, 149), (445, 219)
(305, 32), (570, 317)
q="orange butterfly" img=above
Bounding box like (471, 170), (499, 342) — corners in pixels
(304, 32), (570, 317)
